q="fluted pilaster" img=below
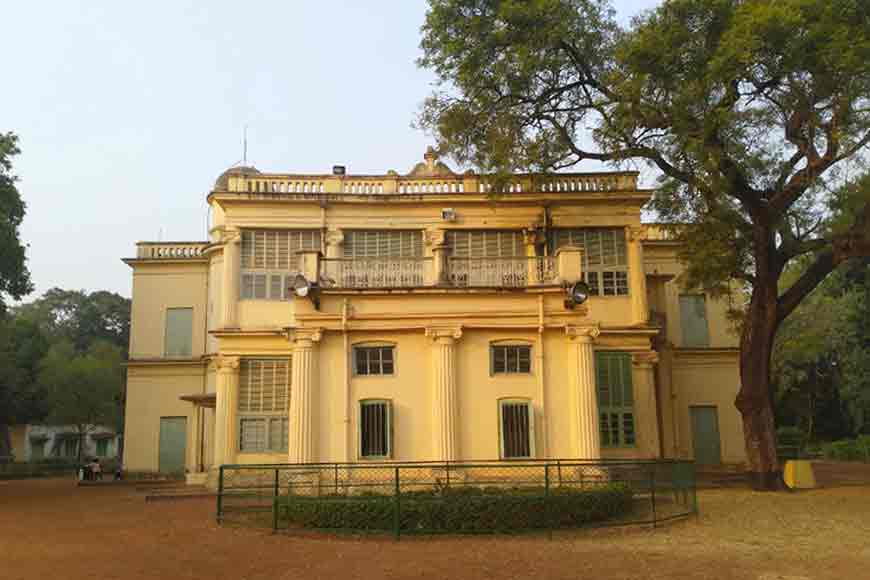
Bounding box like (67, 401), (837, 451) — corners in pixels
(627, 226), (649, 325)
(567, 326), (601, 459)
(288, 330), (321, 463)
(632, 351), (661, 458)
(427, 327), (462, 461)
(221, 229), (241, 328)
(214, 356), (240, 466)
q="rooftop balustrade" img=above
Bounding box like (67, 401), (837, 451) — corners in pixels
(135, 242), (208, 260)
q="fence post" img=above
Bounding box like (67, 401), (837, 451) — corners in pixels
(649, 466), (657, 529)
(334, 463), (339, 493)
(394, 466), (401, 541)
(557, 459), (563, 486)
(272, 468), (279, 533)
(445, 460), (451, 488)
(545, 464), (552, 540)
(216, 465), (224, 524)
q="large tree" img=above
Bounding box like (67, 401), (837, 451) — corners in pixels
(418, 0), (870, 488)
(0, 131), (33, 459)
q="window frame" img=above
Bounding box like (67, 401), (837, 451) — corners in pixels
(595, 351), (636, 448)
(95, 438), (110, 457)
(679, 293), (711, 348)
(240, 229), (322, 301)
(163, 307), (194, 358)
(237, 358), (292, 454)
(352, 343), (397, 377)
(551, 228), (630, 297)
(358, 399), (393, 459)
(498, 398), (536, 459)
(490, 341), (533, 376)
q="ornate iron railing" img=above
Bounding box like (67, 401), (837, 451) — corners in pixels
(320, 258), (431, 288)
(447, 256), (557, 287)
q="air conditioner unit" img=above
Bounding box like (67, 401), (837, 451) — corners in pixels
(441, 208), (457, 221)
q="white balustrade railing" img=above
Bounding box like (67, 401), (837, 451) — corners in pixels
(447, 257), (558, 287)
(136, 242), (207, 259)
(320, 258), (431, 288)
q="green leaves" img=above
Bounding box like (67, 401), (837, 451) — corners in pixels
(0, 132), (32, 314)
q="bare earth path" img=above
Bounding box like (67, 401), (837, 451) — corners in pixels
(1, 477), (869, 580)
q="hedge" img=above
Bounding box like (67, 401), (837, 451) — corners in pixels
(819, 436), (870, 462)
(278, 484), (633, 533)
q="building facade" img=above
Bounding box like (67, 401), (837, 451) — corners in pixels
(9, 424), (120, 462)
(122, 150), (746, 482)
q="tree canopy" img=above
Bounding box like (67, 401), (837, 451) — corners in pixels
(0, 131), (32, 314)
(418, 0), (870, 486)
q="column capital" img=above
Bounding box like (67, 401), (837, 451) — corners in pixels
(325, 228), (344, 247)
(631, 350), (659, 368)
(626, 225), (647, 242)
(290, 327), (323, 347)
(522, 228), (539, 246)
(565, 325), (600, 343)
(220, 227), (242, 245)
(215, 356), (240, 374)
(425, 326), (463, 342)
(424, 228), (447, 248)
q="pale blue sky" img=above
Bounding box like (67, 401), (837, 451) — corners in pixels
(3, 0), (660, 300)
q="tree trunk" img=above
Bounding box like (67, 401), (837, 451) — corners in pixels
(736, 278), (785, 490)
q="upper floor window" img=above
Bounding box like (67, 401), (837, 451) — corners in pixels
(164, 307), (193, 357)
(499, 399), (535, 459)
(552, 229), (629, 296)
(240, 230), (321, 300)
(679, 294), (710, 347)
(238, 358), (291, 453)
(446, 230), (525, 258)
(596, 352), (635, 448)
(343, 230), (423, 258)
(491, 344), (532, 374)
(353, 345), (395, 376)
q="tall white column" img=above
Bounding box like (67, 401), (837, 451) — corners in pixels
(214, 356), (240, 466)
(427, 327), (462, 461)
(288, 330), (321, 464)
(567, 326), (601, 459)
(627, 226), (649, 325)
(221, 229), (241, 328)
(632, 351), (661, 458)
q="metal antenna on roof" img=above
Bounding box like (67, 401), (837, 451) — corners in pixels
(243, 125), (248, 166)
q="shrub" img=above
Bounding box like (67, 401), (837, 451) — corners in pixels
(820, 438), (870, 462)
(278, 484), (633, 533)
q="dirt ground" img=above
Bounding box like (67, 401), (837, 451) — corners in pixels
(1, 477), (869, 580)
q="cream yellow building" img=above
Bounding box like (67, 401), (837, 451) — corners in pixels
(122, 149), (746, 483)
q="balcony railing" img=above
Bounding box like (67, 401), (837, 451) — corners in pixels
(136, 242), (208, 260)
(447, 257), (557, 288)
(320, 258), (432, 288)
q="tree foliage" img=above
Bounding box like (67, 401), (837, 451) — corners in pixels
(0, 132), (32, 314)
(418, 0), (870, 484)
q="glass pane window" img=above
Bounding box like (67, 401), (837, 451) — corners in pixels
(353, 346), (395, 376)
(238, 358), (291, 453)
(164, 307), (193, 357)
(446, 230), (525, 258)
(679, 294), (710, 347)
(491, 345), (532, 374)
(95, 439), (110, 457)
(240, 230), (321, 300)
(343, 231), (423, 258)
(360, 400), (392, 458)
(499, 400), (534, 458)
(552, 229), (629, 296)
(596, 352), (636, 448)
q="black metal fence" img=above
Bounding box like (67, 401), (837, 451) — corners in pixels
(217, 459), (697, 538)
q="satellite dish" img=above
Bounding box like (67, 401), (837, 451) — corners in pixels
(566, 280), (590, 308)
(292, 274), (311, 297)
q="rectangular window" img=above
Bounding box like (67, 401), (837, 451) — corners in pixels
(240, 230), (322, 300)
(499, 400), (535, 458)
(679, 294), (710, 347)
(30, 440), (44, 460)
(95, 439), (110, 457)
(343, 230), (423, 258)
(359, 400), (392, 458)
(164, 308), (193, 357)
(238, 358), (291, 453)
(491, 344), (532, 374)
(446, 230), (525, 258)
(596, 352), (635, 447)
(551, 229), (629, 296)
(353, 346), (395, 376)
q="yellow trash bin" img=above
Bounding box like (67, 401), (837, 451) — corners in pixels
(783, 460), (816, 489)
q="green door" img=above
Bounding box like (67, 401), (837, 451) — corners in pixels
(158, 417), (187, 475)
(690, 406), (721, 466)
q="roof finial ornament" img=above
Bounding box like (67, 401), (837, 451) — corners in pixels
(407, 146), (455, 177)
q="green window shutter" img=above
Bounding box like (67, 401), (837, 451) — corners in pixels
(164, 308), (193, 357)
(595, 352), (635, 448)
(680, 294), (710, 347)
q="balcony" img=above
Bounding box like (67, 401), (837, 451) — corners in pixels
(318, 256), (559, 289)
(320, 258), (432, 289)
